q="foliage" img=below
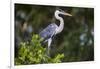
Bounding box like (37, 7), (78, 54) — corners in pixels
(15, 34), (64, 65)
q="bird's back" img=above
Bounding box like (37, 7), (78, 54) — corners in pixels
(39, 23), (58, 40)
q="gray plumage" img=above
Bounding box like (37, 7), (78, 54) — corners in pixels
(39, 23), (58, 41)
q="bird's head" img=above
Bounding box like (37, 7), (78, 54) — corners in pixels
(55, 9), (72, 17)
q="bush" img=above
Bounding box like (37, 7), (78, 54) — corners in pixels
(15, 34), (64, 65)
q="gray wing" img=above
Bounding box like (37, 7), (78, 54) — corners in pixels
(39, 23), (58, 40)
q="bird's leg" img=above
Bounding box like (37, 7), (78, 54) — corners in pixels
(47, 38), (52, 57)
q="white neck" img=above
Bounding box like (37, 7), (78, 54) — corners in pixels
(55, 12), (64, 34)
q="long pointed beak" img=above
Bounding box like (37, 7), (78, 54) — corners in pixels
(64, 12), (72, 16)
(61, 11), (72, 16)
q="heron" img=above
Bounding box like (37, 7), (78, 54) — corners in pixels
(39, 9), (72, 56)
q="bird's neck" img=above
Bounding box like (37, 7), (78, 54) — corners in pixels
(55, 14), (64, 34)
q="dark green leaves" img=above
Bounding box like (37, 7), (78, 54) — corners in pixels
(15, 34), (64, 65)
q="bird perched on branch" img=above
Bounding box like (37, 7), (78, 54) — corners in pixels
(39, 9), (72, 56)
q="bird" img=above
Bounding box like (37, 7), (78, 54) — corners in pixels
(39, 9), (72, 56)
